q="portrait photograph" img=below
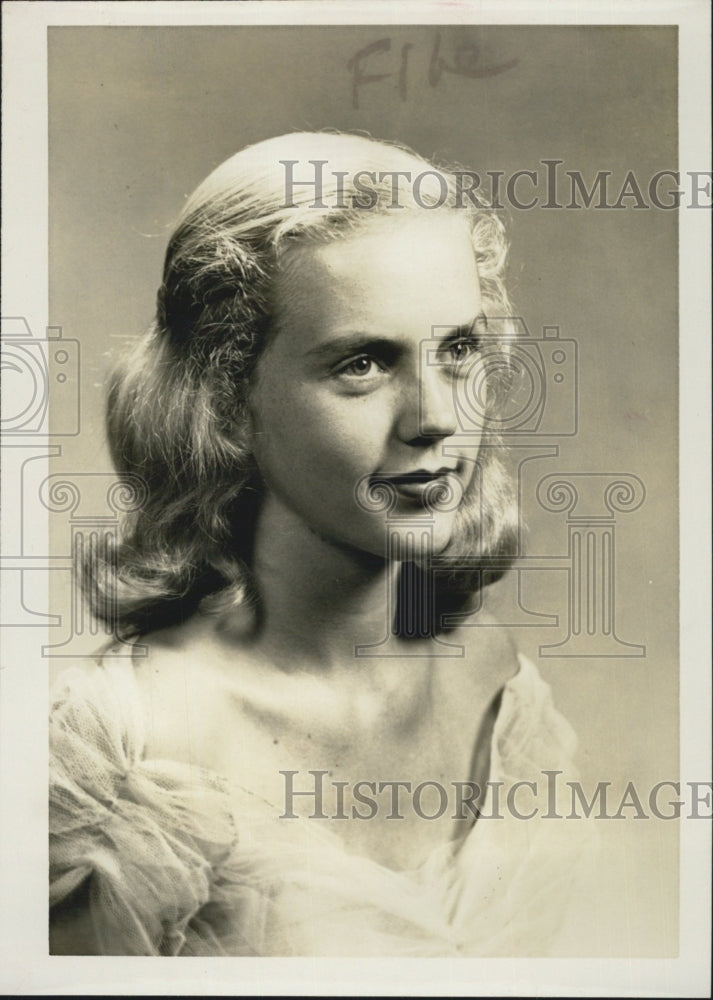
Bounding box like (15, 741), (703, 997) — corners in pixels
(0, 1), (710, 995)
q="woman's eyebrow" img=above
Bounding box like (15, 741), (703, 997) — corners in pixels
(439, 313), (489, 341)
(305, 335), (401, 361)
(306, 314), (489, 361)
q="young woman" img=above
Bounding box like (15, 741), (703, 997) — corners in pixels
(49, 131), (589, 956)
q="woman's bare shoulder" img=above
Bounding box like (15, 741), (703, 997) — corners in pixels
(127, 614), (257, 770)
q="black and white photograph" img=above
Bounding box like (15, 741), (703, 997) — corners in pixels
(0, 1), (710, 994)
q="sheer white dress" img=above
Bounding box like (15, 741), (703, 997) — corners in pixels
(49, 650), (593, 956)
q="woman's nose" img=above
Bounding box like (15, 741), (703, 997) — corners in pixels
(396, 368), (459, 444)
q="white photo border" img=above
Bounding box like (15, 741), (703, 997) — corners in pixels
(1, 1), (710, 995)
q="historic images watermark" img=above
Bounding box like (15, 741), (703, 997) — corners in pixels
(279, 769), (713, 822)
(281, 159), (713, 211)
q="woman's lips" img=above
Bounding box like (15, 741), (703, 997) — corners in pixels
(372, 470), (459, 504)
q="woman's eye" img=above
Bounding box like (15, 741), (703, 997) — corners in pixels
(337, 355), (382, 378)
(446, 339), (481, 366)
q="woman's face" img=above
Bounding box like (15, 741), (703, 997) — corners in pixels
(248, 212), (487, 560)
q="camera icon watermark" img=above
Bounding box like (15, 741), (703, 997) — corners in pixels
(0, 317), (80, 436)
(421, 320), (578, 438)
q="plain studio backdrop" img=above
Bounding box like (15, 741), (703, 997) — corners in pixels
(47, 25), (678, 955)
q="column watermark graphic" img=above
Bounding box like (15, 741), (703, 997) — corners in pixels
(39, 473), (147, 657)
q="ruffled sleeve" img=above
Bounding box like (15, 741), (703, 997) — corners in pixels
(49, 658), (236, 955)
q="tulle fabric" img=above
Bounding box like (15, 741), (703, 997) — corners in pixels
(49, 652), (591, 956)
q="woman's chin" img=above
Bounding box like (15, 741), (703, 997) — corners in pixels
(381, 519), (457, 562)
(426, 530), (456, 559)
(309, 510), (459, 565)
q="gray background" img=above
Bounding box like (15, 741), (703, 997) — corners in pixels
(48, 25), (678, 955)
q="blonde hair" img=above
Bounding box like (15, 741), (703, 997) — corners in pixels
(87, 131), (518, 636)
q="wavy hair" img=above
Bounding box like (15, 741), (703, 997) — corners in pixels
(85, 131), (519, 637)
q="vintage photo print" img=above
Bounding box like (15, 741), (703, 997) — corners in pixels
(1, 0), (710, 995)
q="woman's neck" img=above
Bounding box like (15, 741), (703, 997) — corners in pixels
(242, 493), (405, 673)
